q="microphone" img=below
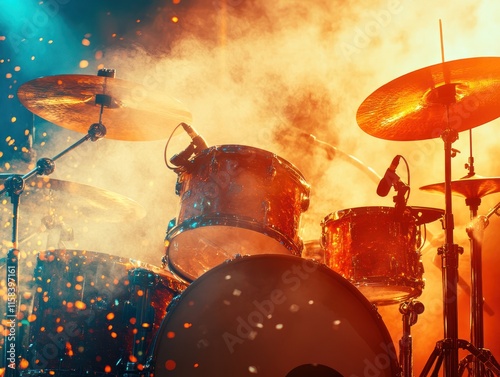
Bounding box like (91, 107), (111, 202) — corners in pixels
(376, 155), (401, 197)
(180, 122), (208, 151)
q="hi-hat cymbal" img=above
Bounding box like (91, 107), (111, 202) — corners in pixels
(0, 174), (146, 222)
(17, 74), (192, 141)
(356, 57), (500, 141)
(420, 175), (500, 199)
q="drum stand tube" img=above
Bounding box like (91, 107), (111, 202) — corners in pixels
(0, 117), (106, 376)
(399, 300), (425, 377)
(123, 268), (157, 376)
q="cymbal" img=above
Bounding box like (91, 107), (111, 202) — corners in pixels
(409, 206), (444, 225)
(420, 175), (500, 199)
(356, 57), (500, 140)
(17, 74), (192, 141)
(0, 174), (146, 222)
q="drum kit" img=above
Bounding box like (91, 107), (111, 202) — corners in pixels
(1, 55), (500, 377)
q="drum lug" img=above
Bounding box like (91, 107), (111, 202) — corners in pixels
(261, 200), (271, 224)
(267, 164), (277, 180)
(166, 218), (176, 233)
(301, 192), (310, 212)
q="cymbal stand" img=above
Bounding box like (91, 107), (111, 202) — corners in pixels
(463, 200), (500, 376)
(1, 122), (106, 377)
(399, 300), (425, 377)
(420, 128), (500, 377)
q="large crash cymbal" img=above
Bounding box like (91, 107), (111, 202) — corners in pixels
(17, 74), (192, 141)
(0, 174), (146, 222)
(356, 57), (500, 141)
(420, 175), (500, 199)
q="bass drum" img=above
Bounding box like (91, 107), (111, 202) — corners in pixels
(151, 254), (400, 377)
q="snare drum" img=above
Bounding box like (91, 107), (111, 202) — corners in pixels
(23, 250), (186, 376)
(150, 254), (400, 376)
(322, 206), (424, 305)
(165, 145), (310, 282)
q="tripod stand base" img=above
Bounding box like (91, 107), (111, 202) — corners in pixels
(420, 339), (500, 377)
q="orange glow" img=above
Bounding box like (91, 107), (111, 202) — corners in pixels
(28, 314), (37, 322)
(19, 359), (29, 369)
(76, 275), (84, 282)
(10, 117), (16, 123)
(129, 317), (137, 325)
(106, 312), (115, 320)
(167, 331), (175, 339)
(183, 322), (192, 329)
(165, 360), (176, 371)
(82, 38), (90, 46)
(75, 301), (86, 310)
(172, 0), (181, 4)
(79, 60), (89, 68)
(129, 355), (138, 363)
(111, 332), (117, 338)
(56, 326), (64, 333)
(171, 16), (179, 23)
(104, 366), (112, 373)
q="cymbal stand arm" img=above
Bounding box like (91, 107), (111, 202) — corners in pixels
(0, 122), (105, 376)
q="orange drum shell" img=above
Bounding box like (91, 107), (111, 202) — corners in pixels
(322, 206), (424, 305)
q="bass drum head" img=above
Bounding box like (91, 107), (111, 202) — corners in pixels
(151, 254), (400, 376)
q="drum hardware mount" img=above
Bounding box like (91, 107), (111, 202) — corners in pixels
(399, 300), (425, 377)
(122, 268), (158, 377)
(1, 70), (113, 376)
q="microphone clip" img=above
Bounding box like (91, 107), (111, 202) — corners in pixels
(169, 142), (196, 170)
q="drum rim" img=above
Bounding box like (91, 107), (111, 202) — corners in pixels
(188, 144), (311, 190)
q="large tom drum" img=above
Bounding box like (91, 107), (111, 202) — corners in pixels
(322, 206), (424, 305)
(23, 250), (186, 376)
(165, 145), (310, 282)
(151, 254), (400, 376)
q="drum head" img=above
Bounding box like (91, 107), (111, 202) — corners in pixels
(152, 254), (399, 376)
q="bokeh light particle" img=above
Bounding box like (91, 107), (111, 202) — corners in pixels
(171, 16), (179, 23)
(79, 60), (89, 69)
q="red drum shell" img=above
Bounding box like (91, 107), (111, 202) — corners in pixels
(322, 206), (424, 305)
(165, 145), (310, 282)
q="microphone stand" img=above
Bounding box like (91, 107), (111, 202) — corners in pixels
(1, 122), (106, 377)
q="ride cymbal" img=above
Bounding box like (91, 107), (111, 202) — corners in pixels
(17, 74), (192, 141)
(356, 57), (500, 141)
